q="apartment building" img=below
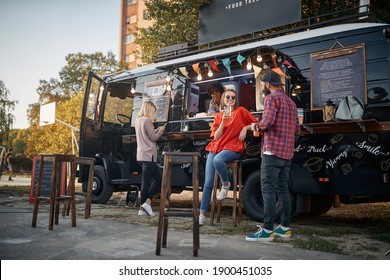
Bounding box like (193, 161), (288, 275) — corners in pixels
(119, 0), (152, 69)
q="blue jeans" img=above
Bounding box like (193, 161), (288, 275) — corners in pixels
(261, 154), (292, 230)
(200, 150), (240, 213)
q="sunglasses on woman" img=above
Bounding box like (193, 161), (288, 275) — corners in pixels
(225, 95), (236, 100)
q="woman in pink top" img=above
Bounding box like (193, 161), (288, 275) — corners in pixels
(135, 101), (165, 216)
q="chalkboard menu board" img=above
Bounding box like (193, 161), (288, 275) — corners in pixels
(143, 79), (170, 122)
(310, 44), (367, 110)
(29, 156), (66, 203)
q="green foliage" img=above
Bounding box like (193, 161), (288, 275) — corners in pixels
(8, 129), (30, 157)
(25, 52), (125, 157)
(135, 0), (212, 64)
(0, 80), (18, 146)
(59, 52), (119, 98)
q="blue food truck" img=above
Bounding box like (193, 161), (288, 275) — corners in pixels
(78, 10), (390, 221)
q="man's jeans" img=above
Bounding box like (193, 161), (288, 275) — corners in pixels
(261, 154), (292, 230)
(200, 150), (240, 213)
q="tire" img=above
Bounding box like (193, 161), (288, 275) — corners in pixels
(91, 165), (113, 204)
(242, 170), (285, 222)
(309, 194), (333, 216)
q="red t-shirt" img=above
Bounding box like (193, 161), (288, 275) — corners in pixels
(206, 106), (258, 154)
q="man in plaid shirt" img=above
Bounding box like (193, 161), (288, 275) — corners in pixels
(246, 71), (300, 242)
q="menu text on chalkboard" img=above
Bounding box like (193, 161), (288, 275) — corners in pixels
(143, 79), (170, 122)
(29, 156), (66, 204)
(310, 43), (367, 110)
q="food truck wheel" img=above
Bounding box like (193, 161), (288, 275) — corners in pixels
(243, 170), (283, 222)
(91, 166), (113, 204)
(309, 194), (333, 216)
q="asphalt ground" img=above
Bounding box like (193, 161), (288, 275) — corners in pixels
(0, 176), (356, 260)
(2, 176), (389, 280)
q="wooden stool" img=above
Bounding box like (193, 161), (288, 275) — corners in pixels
(63, 156), (95, 219)
(210, 160), (243, 226)
(156, 152), (200, 257)
(32, 154), (76, 230)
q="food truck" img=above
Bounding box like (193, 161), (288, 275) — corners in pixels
(79, 10), (390, 221)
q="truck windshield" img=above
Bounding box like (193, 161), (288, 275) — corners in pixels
(104, 87), (134, 124)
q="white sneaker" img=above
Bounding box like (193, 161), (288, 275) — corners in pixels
(138, 209), (148, 216)
(217, 182), (230, 200)
(141, 203), (156, 216)
(199, 214), (206, 226)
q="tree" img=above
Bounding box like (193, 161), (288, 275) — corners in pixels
(8, 129), (30, 157)
(0, 80), (18, 146)
(135, 0), (212, 64)
(25, 52), (126, 157)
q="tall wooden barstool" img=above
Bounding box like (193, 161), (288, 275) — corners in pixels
(156, 152), (200, 257)
(32, 154), (76, 230)
(210, 160), (243, 226)
(63, 156), (95, 219)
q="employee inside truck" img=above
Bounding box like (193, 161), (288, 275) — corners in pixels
(206, 82), (224, 116)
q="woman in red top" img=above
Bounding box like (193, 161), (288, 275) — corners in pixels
(199, 89), (258, 225)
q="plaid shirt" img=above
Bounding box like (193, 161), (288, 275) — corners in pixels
(254, 90), (300, 160)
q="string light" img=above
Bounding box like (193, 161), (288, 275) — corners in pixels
(197, 72), (202, 81)
(256, 50), (263, 62)
(207, 66), (213, 77)
(246, 57), (252, 70)
(131, 84), (136, 94)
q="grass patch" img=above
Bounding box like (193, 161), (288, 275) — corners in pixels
(291, 236), (342, 254)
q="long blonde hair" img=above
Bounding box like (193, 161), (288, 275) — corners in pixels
(137, 101), (157, 120)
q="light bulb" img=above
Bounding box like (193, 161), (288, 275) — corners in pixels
(197, 73), (202, 81)
(256, 54), (262, 62)
(165, 75), (171, 82)
(207, 67), (213, 77)
(131, 86), (135, 94)
(246, 58), (252, 70)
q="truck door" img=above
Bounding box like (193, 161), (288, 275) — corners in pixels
(79, 71), (105, 158)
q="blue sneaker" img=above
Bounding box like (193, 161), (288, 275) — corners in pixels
(274, 225), (292, 238)
(245, 226), (274, 242)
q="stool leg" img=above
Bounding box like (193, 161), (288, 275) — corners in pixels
(232, 165), (238, 226)
(48, 158), (58, 230)
(70, 160), (77, 227)
(85, 160), (95, 218)
(192, 155), (199, 257)
(156, 157), (171, 255)
(210, 172), (219, 225)
(32, 156), (44, 228)
(238, 163), (243, 223)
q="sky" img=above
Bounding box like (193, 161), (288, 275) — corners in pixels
(0, 0), (120, 129)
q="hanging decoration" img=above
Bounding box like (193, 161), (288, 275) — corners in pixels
(208, 60), (220, 72)
(192, 63), (200, 74)
(282, 60), (298, 70)
(271, 67), (287, 77)
(253, 65), (262, 78)
(237, 54), (245, 66)
(179, 67), (190, 79)
(222, 58), (231, 75)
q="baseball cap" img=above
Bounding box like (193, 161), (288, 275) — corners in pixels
(261, 71), (284, 85)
